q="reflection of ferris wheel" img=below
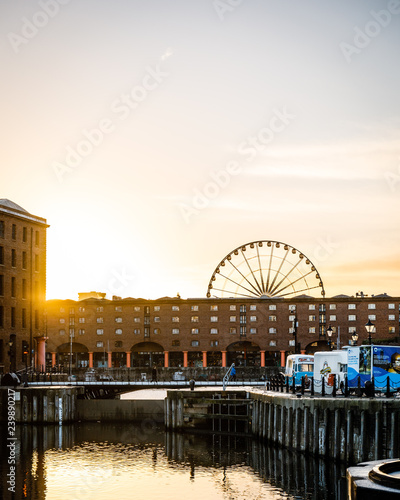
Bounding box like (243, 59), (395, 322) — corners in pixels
(207, 240), (325, 299)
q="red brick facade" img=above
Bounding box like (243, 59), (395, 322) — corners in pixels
(0, 200), (48, 372)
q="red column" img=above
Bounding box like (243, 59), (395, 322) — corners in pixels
(183, 351), (188, 368)
(280, 350), (286, 368)
(126, 352), (131, 368)
(51, 352), (57, 367)
(221, 351), (227, 368)
(301, 349), (306, 355)
(260, 350), (265, 367)
(35, 336), (48, 372)
(164, 351), (169, 368)
(88, 352), (93, 368)
(107, 351), (112, 368)
(202, 351), (207, 368)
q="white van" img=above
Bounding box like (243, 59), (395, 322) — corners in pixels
(284, 354), (314, 388)
(313, 350), (347, 393)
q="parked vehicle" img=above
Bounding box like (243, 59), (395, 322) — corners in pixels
(284, 354), (314, 388)
(313, 350), (348, 393)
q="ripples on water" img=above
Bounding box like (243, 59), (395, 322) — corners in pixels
(0, 423), (346, 500)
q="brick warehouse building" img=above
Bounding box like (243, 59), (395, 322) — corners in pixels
(45, 293), (400, 371)
(0, 199), (48, 373)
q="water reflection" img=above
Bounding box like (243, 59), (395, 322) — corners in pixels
(0, 424), (346, 500)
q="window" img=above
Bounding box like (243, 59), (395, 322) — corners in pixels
(59, 329), (65, 336)
(0, 246), (3, 265)
(329, 304), (336, 310)
(115, 306), (122, 312)
(348, 315), (356, 321)
(172, 316), (179, 323)
(250, 305), (257, 311)
(230, 305), (236, 311)
(11, 307), (16, 328)
(172, 340), (180, 346)
(115, 317), (122, 323)
(69, 307), (75, 314)
(309, 327), (316, 334)
(96, 329), (104, 335)
(348, 327), (356, 334)
(23, 227), (27, 242)
(115, 328), (122, 335)
(389, 315), (396, 321)
(60, 307), (65, 313)
(97, 317), (103, 323)
(250, 328), (257, 334)
(144, 328), (150, 337)
(309, 304), (316, 310)
(230, 316), (236, 322)
(0, 275), (3, 296)
(250, 315), (257, 322)
(289, 304), (296, 311)
(22, 309), (26, 328)
(210, 340), (218, 346)
(134, 329), (140, 335)
(389, 327), (396, 334)
(34, 254), (39, 272)
(0, 221), (4, 238)
(154, 306), (160, 311)
(210, 305), (218, 311)
(35, 231), (39, 246)
(210, 316), (218, 322)
(191, 328), (199, 334)
(388, 303), (395, 309)
(69, 317), (75, 325)
(191, 305), (199, 311)
(269, 315), (277, 322)
(134, 317), (140, 323)
(11, 249), (16, 267)
(210, 328), (218, 334)
(97, 306), (103, 312)
(329, 315), (336, 321)
(309, 315), (316, 321)
(172, 305), (179, 311)
(78, 306), (85, 312)
(368, 304), (376, 309)
(96, 341), (103, 348)
(154, 328), (160, 335)
(59, 318), (65, 324)
(79, 317), (85, 323)
(144, 306), (150, 314)
(69, 328), (74, 338)
(191, 316), (199, 322)
(78, 329), (85, 335)
(115, 341), (123, 348)
(289, 315), (295, 321)
(348, 304), (356, 310)
(229, 327), (237, 334)
(172, 328), (179, 334)
(134, 306), (140, 312)
(12, 224), (16, 240)
(368, 314), (376, 321)
(191, 340), (199, 347)
(269, 340), (277, 347)
(240, 305), (246, 313)
(269, 305), (277, 311)
(269, 328), (277, 334)
(154, 316), (160, 322)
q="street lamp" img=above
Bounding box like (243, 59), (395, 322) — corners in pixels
(290, 308), (299, 354)
(365, 319), (375, 345)
(7, 339), (14, 372)
(351, 331), (358, 346)
(326, 324), (333, 349)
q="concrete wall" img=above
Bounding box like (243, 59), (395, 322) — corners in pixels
(76, 399), (165, 423)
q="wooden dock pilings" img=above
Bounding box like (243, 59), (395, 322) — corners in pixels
(165, 389), (400, 463)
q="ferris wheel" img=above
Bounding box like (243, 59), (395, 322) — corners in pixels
(206, 240), (325, 299)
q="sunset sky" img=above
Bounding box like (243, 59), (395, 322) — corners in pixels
(1, 0), (399, 300)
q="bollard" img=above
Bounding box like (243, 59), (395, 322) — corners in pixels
(322, 376), (325, 397)
(189, 379), (195, 391)
(345, 376), (349, 397)
(292, 376), (296, 394)
(332, 374), (336, 398)
(301, 376), (305, 396)
(386, 376), (392, 398)
(311, 376), (314, 396)
(286, 377), (289, 393)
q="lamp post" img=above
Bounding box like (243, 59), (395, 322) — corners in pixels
(7, 339), (14, 372)
(365, 319), (375, 345)
(291, 309), (299, 354)
(326, 324), (333, 349)
(351, 331), (358, 346)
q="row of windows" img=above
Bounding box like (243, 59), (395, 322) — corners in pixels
(0, 246), (40, 271)
(0, 275), (40, 299)
(0, 305), (39, 329)
(69, 339), (279, 349)
(0, 221), (40, 245)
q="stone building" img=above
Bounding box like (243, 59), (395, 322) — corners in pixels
(45, 293), (400, 370)
(0, 199), (48, 373)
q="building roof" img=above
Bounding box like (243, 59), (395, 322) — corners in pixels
(0, 198), (29, 213)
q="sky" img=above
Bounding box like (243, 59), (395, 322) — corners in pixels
(1, 0), (399, 300)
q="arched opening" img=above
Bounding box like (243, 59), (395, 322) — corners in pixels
(227, 341), (260, 367)
(305, 340), (330, 354)
(56, 342), (89, 370)
(131, 342), (165, 368)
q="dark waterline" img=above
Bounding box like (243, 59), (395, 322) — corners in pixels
(1, 423), (347, 500)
